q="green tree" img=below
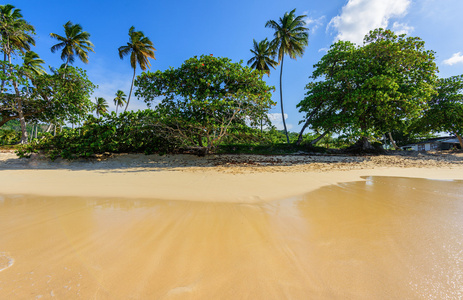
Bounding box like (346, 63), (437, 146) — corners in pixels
(266, 9), (309, 143)
(50, 21), (94, 68)
(419, 75), (463, 148)
(0, 4), (35, 143)
(23, 51), (45, 76)
(247, 38), (278, 76)
(297, 29), (438, 150)
(95, 97), (109, 117)
(1, 65), (96, 129)
(118, 26), (156, 112)
(113, 90), (126, 115)
(135, 55), (274, 153)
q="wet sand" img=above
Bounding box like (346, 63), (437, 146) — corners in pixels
(0, 177), (462, 299)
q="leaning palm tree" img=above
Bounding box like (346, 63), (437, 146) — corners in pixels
(113, 90), (126, 115)
(50, 21), (94, 68)
(247, 38), (278, 76)
(23, 51), (46, 77)
(118, 26), (156, 112)
(95, 97), (109, 117)
(266, 9), (309, 143)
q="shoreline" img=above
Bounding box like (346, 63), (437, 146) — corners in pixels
(1, 152), (462, 202)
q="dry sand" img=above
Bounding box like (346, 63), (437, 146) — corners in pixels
(1, 151), (462, 202)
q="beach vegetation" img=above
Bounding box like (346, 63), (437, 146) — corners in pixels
(118, 26), (156, 112)
(247, 38), (278, 76)
(94, 97), (109, 117)
(266, 9), (309, 144)
(297, 28), (438, 151)
(417, 74), (463, 148)
(113, 90), (126, 115)
(50, 21), (94, 68)
(135, 54), (275, 154)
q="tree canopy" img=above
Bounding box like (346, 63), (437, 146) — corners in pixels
(297, 28), (438, 146)
(135, 55), (275, 151)
(418, 74), (463, 147)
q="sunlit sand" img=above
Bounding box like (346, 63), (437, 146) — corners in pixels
(0, 153), (463, 298)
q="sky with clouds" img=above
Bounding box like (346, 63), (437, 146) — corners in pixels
(6, 0), (463, 131)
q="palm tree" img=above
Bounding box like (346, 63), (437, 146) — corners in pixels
(95, 97), (109, 117)
(23, 51), (46, 77)
(113, 90), (127, 115)
(50, 21), (94, 68)
(247, 38), (278, 76)
(0, 4), (35, 144)
(266, 9), (309, 143)
(118, 26), (156, 112)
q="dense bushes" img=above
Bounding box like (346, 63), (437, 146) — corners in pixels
(17, 110), (181, 159)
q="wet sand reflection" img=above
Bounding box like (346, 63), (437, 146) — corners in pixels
(0, 177), (461, 299)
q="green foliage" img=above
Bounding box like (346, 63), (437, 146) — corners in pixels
(135, 55), (275, 151)
(247, 38), (277, 76)
(1, 64), (95, 127)
(50, 21), (94, 67)
(17, 110), (180, 159)
(118, 26), (156, 112)
(298, 28), (438, 142)
(265, 8), (309, 144)
(0, 128), (20, 144)
(418, 75), (463, 137)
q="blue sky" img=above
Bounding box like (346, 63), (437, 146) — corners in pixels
(7, 0), (463, 132)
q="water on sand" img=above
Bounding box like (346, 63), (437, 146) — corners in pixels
(0, 176), (462, 299)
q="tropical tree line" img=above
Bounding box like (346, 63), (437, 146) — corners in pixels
(246, 12), (462, 150)
(0, 4), (157, 144)
(2, 4), (462, 157)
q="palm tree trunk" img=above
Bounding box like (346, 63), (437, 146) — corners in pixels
(1, 52), (6, 92)
(7, 51), (28, 144)
(279, 56), (290, 144)
(124, 68), (136, 112)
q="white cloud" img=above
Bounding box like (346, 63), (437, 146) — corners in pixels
(304, 14), (326, 34)
(443, 52), (463, 66)
(392, 22), (414, 35)
(267, 113), (293, 131)
(328, 0), (412, 44)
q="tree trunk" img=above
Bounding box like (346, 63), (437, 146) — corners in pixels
(388, 132), (400, 150)
(8, 53), (28, 144)
(296, 120), (311, 145)
(279, 56), (289, 144)
(1, 52), (6, 92)
(124, 68), (136, 112)
(310, 131), (329, 145)
(45, 123), (53, 133)
(456, 133), (463, 149)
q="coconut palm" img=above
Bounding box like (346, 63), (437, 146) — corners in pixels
(50, 21), (94, 68)
(0, 4), (35, 144)
(266, 9), (309, 143)
(23, 51), (46, 77)
(0, 4), (35, 57)
(118, 26), (156, 112)
(247, 38), (278, 76)
(95, 97), (109, 117)
(113, 90), (126, 115)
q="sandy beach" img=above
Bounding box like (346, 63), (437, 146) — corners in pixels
(1, 151), (463, 299)
(0, 151), (463, 202)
